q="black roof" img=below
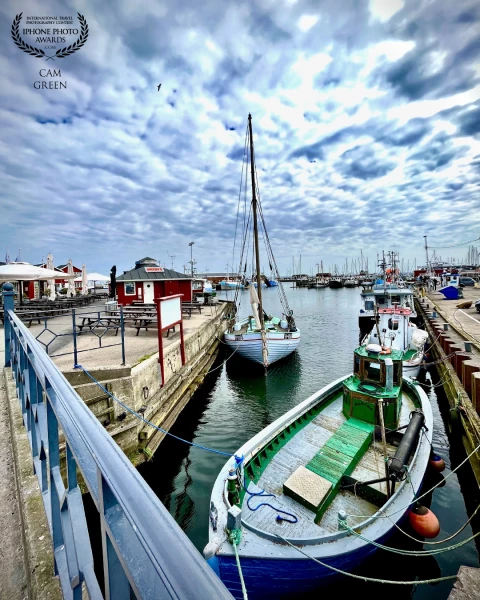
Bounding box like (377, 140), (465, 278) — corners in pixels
(117, 266), (192, 281)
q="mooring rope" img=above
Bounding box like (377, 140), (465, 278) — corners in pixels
(75, 365), (234, 457)
(228, 529), (248, 600)
(341, 522), (480, 556)
(345, 440), (480, 520)
(275, 535), (458, 585)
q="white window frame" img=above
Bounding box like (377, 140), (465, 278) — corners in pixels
(124, 282), (136, 296)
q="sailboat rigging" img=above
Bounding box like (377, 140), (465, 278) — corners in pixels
(224, 114), (300, 367)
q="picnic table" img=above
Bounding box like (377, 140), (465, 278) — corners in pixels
(181, 302), (203, 318)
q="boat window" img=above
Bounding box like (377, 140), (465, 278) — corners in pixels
(354, 355), (361, 375)
(388, 318), (399, 330)
(391, 295), (401, 304)
(377, 296), (386, 305)
(365, 300), (374, 311)
(365, 360), (381, 382)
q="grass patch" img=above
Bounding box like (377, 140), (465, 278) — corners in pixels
(134, 353), (155, 366)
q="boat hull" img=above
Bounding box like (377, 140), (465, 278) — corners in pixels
(208, 517), (406, 599)
(224, 331), (300, 365)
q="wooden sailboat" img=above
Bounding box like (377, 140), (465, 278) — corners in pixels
(224, 115), (300, 367)
(205, 342), (433, 598)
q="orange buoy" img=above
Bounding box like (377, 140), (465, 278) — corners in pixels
(429, 453), (446, 472)
(409, 503), (440, 538)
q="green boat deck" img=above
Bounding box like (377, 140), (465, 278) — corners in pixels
(242, 393), (416, 538)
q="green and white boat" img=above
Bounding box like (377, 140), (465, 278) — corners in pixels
(205, 343), (433, 598)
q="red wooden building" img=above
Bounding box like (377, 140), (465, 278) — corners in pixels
(116, 257), (193, 305)
(19, 262), (83, 299)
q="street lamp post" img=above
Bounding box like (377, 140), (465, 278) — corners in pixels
(189, 242), (195, 277)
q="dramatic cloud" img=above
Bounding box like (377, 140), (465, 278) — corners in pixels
(0, 0), (479, 276)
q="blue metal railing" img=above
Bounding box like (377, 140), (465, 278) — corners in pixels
(2, 283), (232, 600)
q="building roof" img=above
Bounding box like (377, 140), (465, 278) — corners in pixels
(135, 257), (158, 264)
(117, 266), (192, 281)
(196, 272), (236, 278)
(56, 264), (82, 271)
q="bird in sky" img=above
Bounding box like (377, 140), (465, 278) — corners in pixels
(157, 83), (162, 91)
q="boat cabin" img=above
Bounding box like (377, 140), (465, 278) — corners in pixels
(343, 345), (404, 430)
(358, 285), (416, 341)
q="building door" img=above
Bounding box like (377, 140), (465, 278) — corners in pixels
(143, 282), (154, 303)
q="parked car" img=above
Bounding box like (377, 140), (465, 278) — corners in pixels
(459, 277), (476, 286)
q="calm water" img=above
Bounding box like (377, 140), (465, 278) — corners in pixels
(140, 286), (480, 598)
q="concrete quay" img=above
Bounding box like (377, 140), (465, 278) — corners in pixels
(1, 300), (231, 464)
(56, 301), (231, 464)
(449, 566), (480, 600)
(415, 287), (480, 481)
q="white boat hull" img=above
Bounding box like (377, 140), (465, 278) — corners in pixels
(224, 330), (300, 365)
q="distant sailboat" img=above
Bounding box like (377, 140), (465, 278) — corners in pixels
(224, 114), (300, 367)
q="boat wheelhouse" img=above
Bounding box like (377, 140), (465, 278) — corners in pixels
(358, 283), (416, 341)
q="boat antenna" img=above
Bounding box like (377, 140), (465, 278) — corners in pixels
(248, 113), (264, 330)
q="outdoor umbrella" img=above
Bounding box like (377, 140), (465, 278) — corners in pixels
(74, 271), (109, 292)
(81, 264), (88, 295)
(46, 253), (56, 300)
(0, 262), (76, 305)
(67, 259), (75, 297)
(110, 265), (117, 299)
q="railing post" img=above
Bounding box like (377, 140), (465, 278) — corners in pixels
(72, 308), (78, 367)
(120, 305), (126, 365)
(2, 282), (15, 367)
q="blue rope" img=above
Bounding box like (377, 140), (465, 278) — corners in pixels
(75, 364), (233, 458)
(237, 457), (298, 524)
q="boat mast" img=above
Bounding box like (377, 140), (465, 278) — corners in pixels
(423, 235), (430, 276)
(248, 113), (264, 329)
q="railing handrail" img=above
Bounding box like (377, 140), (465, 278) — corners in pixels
(5, 307), (232, 599)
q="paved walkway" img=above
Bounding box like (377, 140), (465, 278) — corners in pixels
(425, 286), (480, 348)
(0, 374), (28, 600)
(1, 300), (223, 372)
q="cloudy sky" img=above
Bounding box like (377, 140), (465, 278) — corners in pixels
(0, 0), (479, 276)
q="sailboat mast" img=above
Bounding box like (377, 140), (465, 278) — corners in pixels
(248, 113), (264, 328)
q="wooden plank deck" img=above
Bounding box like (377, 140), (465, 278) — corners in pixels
(242, 392), (416, 538)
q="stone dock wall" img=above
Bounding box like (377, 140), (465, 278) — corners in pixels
(415, 295), (480, 482)
(63, 302), (231, 464)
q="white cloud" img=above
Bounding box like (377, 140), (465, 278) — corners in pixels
(298, 15), (319, 32)
(369, 0), (405, 23)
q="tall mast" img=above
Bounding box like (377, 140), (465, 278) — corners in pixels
(248, 113), (264, 329)
(424, 235), (429, 275)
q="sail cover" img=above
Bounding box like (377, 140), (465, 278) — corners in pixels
(249, 283), (269, 367)
(249, 283), (261, 328)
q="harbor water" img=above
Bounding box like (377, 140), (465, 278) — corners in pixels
(140, 286), (480, 598)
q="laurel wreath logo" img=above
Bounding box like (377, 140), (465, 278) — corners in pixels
(11, 12), (88, 61)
